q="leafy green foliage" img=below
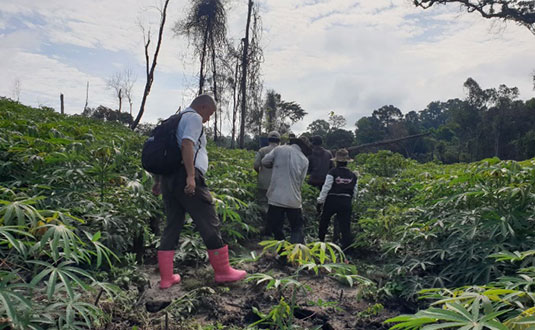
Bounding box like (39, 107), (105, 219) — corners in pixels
(3, 97), (535, 328)
(259, 240), (346, 265)
(385, 260), (535, 329)
(249, 240), (375, 328)
(251, 297), (294, 329)
(352, 151), (535, 301)
(0, 98), (261, 328)
(0, 98), (142, 328)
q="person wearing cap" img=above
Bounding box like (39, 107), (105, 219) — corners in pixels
(307, 136), (333, 189)
(261, 137), (311, 244)
(316, 148), (358, 250)
(254, 131), (281, 230)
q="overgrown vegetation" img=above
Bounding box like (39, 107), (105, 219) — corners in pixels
(2, 98), (535, 329)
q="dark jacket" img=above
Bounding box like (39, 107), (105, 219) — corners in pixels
(307, 146), (333, 186)
(317, 166), (358, 203)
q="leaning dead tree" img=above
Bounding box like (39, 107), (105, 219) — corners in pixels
(346, 132), (431, 156)
(413, 0), (535, 34)
(131, 0), (170, 130)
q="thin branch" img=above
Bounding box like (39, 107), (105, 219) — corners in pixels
(131, 0), (170, 130)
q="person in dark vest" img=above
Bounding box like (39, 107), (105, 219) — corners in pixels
(316, 148), (358, 250)
(307, 136), (333, 189)
(151, 94), (246, 289)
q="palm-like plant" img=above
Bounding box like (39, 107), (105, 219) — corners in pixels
(174, 0), (228, 140)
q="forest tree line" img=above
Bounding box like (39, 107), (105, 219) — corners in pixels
(350, 77), (535, 163)
(190, 76), (535, 165)
(81, 76), (535, 164)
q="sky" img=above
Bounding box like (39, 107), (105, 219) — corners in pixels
(1, 0), (535, 134)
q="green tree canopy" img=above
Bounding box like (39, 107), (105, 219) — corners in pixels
(355, 116), (385, 144)
(307, 119), (330, 138)
(325, 129), (355, 150)
(372, 105), (403, 128)
(263, 90), (307, 134)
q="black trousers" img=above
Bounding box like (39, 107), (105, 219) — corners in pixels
(160, 166), (224, 250)
(319, 195), (353, 249)
(267, 205), (305, 244)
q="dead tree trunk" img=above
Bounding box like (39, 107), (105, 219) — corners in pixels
(118, 89), (122, 112)
(230, 51), (240, 148)
(238, 0), (253, 148)
(199, 24), (210, 96)
(84, 81), (89, 110)
(60, 93), (64, 114)
(211, 33), (218, 141)
(130, 0), (170, 130)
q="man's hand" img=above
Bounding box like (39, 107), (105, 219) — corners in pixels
(152, 182), (161, 196)
(316, 202), (323, 215)
(184, 175), (196, 195)
(181, 139), (196, 196)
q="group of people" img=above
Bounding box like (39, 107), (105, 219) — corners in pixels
(151, 94), (357, 290)
(254, 131), (358, 251)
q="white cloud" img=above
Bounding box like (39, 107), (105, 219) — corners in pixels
(255, 0), (535, 133)
(0, 48), (112, 112)
(0, 0), (534, 134)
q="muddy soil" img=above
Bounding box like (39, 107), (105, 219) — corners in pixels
(132, 241), (404, 329)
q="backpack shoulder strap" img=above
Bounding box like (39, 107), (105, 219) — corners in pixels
(193, 125), (204, 164)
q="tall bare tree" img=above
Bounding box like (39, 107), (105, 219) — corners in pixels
(225, 42), (241, 148)
(174, 0), (228, 141)
(328, 111), (347, 130)
(238, 0), (253, 148)
(122, 68), (137, 116)
(107, 72), (124, 112)
(11, 79), (21, 102)
(244, 7), (264, 137)
(84, 81), (89, 111)
(131, 0), (170, 130)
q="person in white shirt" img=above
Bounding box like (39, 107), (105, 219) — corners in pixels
(152, 95), (246, 289)
(261, 137), (311, 244)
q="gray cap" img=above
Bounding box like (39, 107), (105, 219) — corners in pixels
(268, 131), (280, 139)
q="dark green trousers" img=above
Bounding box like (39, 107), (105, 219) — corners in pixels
(159, 166), (223, 250)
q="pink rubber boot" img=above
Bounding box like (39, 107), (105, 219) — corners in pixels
(207, 245), (247, 283)
(157, 250), (181, 289)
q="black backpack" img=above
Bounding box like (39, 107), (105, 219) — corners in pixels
(141, 110), (202, 175)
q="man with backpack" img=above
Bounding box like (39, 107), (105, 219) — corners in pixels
(150, 95), (246, 289)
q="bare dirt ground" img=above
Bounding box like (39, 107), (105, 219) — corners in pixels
(131, 241), (403, 330)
